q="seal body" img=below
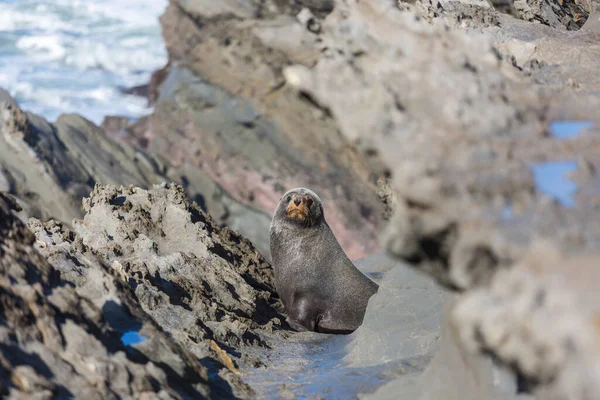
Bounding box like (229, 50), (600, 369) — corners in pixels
(269, 188), (379, 334)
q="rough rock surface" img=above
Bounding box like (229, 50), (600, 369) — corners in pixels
(0, 90), (276, 258)
(0, 191), (253, 399)
(0, 99), (172, 224)
(279, 1), (600, 399)
(4, 0), (600, 398)
(124, 0), (391, 261)
(27, 183), (287, 391)
(509, 0), (590, 29)
(413, 0), (593, 29)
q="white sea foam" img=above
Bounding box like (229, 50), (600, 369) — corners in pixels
(0, 0), (168, 124)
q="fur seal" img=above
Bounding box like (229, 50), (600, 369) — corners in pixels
(269, 187), (379, 334)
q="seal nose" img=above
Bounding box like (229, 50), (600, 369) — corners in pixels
(294, 198), (301, 206)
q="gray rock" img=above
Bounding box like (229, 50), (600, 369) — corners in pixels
(0, 191), (244, 398)
(0, 89), (280, 259)
(273, 0), (600, 398)
(28, 184), (286, 377)
(0, 88), (18, 107)
(135, 0), (389, 261)
(4, 0), (600, 397)
(582, 2), (600, 31)
(345, 263), (446, 368)
(363, 299), (530, 400)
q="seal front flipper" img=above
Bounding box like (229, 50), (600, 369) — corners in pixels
(316, 311), (354, 335)
(286, 295), (318, 332)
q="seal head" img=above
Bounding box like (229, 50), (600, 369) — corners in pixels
(269, 187), (379, 334)
(274, 187), (323, 227)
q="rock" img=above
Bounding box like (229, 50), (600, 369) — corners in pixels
(100, 116), (131, 140)
(0, 95), (170, 224)
(415, 0), (501, 28)
(28, 184), (286, 374)
(363, 298), (533, 400)
(121, 63), (171, 106)
(414, 0), (592, 29)
(147, 64), (171, 105)
(271, 0), (600, 398)
(4, 0), (600, 397)
(344, 263), (446, 367)
(0, 89), (279, 258)
(510, 0), (589, 30)
(290, 0), (545, 149)
(489, 15), (600, 96)
(581, 2), (600, 31)
(127, 0), (390, 260)
(0, 88), (19, 108)
(451, 244), (600, 400)
(0, 191), (249, 398)
(121, 84), (150, 99)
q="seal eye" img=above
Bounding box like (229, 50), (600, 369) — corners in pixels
(286, 195), (292, 203)
(306, 198), (313, 208)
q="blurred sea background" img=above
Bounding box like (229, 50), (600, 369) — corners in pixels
(0, 0), (167, 124)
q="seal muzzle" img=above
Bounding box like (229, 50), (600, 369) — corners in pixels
(285, 194), (314, 221)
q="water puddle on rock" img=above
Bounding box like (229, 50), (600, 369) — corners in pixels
(120, 330), (147, 346)
(243, 332), (416, 399)
(502, 203), (514, 219)
(243, 262), (441, 399)
(549, 120), (594, 139)
(530, 160), (578, 207)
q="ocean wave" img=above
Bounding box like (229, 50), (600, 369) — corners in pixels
(0, 0), (167, 124)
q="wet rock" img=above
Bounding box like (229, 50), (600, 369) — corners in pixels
(0, 191), (248, 398)
(363, 298), (534, 400)
(345, 262), (446, 367)
(242, 260), (444, 398)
